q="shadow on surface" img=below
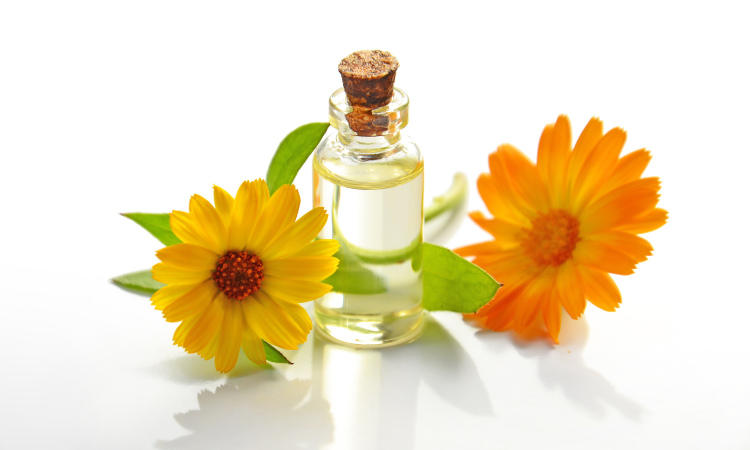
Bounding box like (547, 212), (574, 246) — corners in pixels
(476, 315), (645, 421)
(375, 315), (494, 449)
(154, 369), (333, 450)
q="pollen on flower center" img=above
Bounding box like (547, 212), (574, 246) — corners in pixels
(520, 209), (580, 267)
(212, 251), (264, 300)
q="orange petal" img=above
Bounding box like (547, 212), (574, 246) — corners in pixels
(454, 240), (506, 258)
(573, 239), (638, 276)
(578, 265), (622, 312)
(570, 127), (627, 215)
(584, 231), (653, 263)
(616, 208), (669, 234)
(596, 149), (652, 200)
(496, 144), (551, 215)
(537, 116), (571, 208)
(478, 282), (528, 331)
(542, 293), (562, 344)
(467, 211), (524, 244)
(556, 260), (586, 319)
(568, 117), (604, 187)
(477, 173), (530, 227)
(514, 266), (556, 332)
(489, 150), (537, 220)
(580, 178), (661, 236)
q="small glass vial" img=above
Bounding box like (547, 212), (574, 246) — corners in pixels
(313, 50), (424, 347)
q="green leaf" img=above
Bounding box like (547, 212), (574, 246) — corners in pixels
(422, 243), (501, 313)
(266, 122), (330, 195)
(323, 246), (387, 295)
(122, 213), (182, 247)
(263, 341), (293, 365)
(111, 269), (165, 295)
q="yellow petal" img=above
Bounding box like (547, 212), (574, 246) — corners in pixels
(260, 275), (332, 303)
(188, 194), (228, 255)
(570, 126), (627, 215)
(151, 283), (194, 311)
(277, 300), (313, 335)
(170, 210), (214, 251)
(198, 331), (220, 360)
(247, 184), (301, 255)
(151, 263), (212, 285)
(228, 179), (269, 251)
(241, 294), (302, 349)
(173, 308), (202, 347)
(156, 243), (218, 271)
(241, 325), (267, 366)
(288, 239), (340, 258)
(183, 297), (225, 352)
(573, 239), (638, 276)
(161, 278), (217, 323)
(260, 207), (328, 261)
(215, 299), (244, 373)
(263, 256), (339, 281)
(556, 260), (586, 319)
(578, 265), (621, 312)
(213, 185), (235, 228)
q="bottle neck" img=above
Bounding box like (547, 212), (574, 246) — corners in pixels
(329, 87), (409, 154)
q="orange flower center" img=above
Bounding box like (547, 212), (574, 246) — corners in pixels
(520, 209), (580, 267)
(212, 251), (264, 300)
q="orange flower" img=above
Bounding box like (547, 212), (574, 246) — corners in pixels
(456, 115), (667, 342)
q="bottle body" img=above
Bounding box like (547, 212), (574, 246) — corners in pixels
(313, 87), (424, 347)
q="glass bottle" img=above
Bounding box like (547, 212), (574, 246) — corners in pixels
(312, 85), (424, 347)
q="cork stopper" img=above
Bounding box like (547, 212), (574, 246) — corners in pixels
(338, 50), (399, 136)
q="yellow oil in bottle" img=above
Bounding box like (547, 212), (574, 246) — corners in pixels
(313, 156), (424, 347)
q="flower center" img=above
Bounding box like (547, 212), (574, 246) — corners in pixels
(212, 251), (264, 300)
(520, 209), (580, 267)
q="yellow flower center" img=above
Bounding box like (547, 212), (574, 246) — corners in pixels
(212, 251), (264, 300)
(520, 209), (580, 267)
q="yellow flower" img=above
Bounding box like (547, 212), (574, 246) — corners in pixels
(456, 116), (667, 342)
(150, 180), (339, 372)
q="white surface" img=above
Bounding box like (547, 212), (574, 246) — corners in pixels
(1, 1), (749, 449)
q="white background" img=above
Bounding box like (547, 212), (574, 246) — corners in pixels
(2, 1), (749, 449)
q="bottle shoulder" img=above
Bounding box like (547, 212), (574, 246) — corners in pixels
(313, 131), (423, 190)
